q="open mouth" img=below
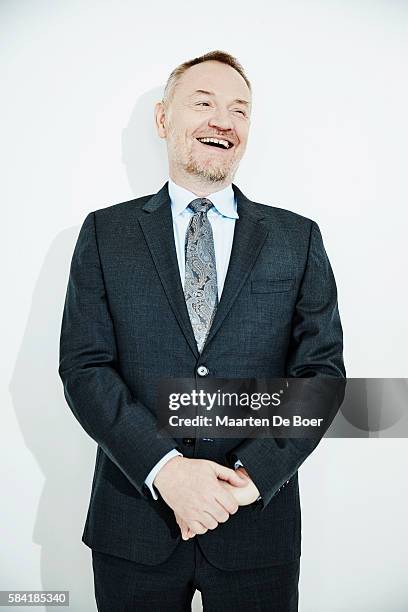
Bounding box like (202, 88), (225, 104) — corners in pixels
(195, 137), (234, 151)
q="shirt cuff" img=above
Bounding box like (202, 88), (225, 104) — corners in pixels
(144, 449), (183, 500)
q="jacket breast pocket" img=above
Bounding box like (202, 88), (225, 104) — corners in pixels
(251, 278), (295, 294)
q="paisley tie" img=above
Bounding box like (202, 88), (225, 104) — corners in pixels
(184, 198), (218, 353)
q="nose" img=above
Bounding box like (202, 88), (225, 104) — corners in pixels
(208, 107), (234, 132)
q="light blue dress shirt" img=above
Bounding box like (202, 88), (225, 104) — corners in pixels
(144, 178), (243, 500)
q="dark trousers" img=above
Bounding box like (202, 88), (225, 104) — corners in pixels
(92, 539), (300, 612)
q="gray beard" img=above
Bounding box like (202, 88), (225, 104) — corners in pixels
(184, 155), (231, 184)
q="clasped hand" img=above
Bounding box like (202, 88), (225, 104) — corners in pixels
(153, 456), (260, 540)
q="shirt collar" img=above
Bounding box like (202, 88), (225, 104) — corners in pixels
(168, 177), (239, 219)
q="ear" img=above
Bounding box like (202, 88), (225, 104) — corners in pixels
(154, 101), (167, 139)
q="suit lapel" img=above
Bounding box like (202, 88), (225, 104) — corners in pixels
(139, 183), (200, 358)
(202, 184), (269, 351)
(138, 181), (269, 359)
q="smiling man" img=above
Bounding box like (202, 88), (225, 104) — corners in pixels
(159, 59), (249, 191)
(59, 50), (345, 611)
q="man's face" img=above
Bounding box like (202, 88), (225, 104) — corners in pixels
(156, 61), (251, 185)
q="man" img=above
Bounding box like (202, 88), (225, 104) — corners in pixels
(59, 50), (345, 611)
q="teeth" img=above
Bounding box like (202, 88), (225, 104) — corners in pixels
(197, 137), (231, 149)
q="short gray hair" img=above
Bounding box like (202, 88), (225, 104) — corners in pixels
(162, 50), (251, 108)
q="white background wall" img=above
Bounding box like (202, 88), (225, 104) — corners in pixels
(2, 1), (407, 610)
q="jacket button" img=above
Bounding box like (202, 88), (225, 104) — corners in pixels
(197, 365), (209, 376)
(182, 438), (195, 446)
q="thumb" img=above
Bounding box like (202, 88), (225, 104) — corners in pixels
(214, 464), (248, 487)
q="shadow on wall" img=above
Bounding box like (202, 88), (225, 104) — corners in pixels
(122, 86), (169, 196)
(9, 225), (96, 612)
(7, 87), (177, 612)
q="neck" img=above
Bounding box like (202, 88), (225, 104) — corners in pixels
(169, 170), (232, 198)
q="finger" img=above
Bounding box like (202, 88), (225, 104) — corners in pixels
(202, 500), (230, 523)
(198, 510), (219, 530)
(190, 510), (218, 530)
(236, 467), (250, 479)
(188, 521), (208, 535)
(215, 488), (240, 515)
(176, 519), (188, 540)
(174, 513), (191, 540)
(180, 522), (190, 539)
(214, 464), (248, 487)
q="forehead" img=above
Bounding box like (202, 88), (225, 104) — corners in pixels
(175, 61), (251, 101)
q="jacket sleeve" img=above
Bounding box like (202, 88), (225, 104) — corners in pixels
(58, 212), (179, 498)
(227, 221), (346, 509)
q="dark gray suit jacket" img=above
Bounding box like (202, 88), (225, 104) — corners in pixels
(58, 181), (345, 570)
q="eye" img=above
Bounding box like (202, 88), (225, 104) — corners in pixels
(196, 101), (211, 107)
(233, 109), (247, 116)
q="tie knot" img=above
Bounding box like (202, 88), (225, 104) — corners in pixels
(188, 198), (214, 214)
